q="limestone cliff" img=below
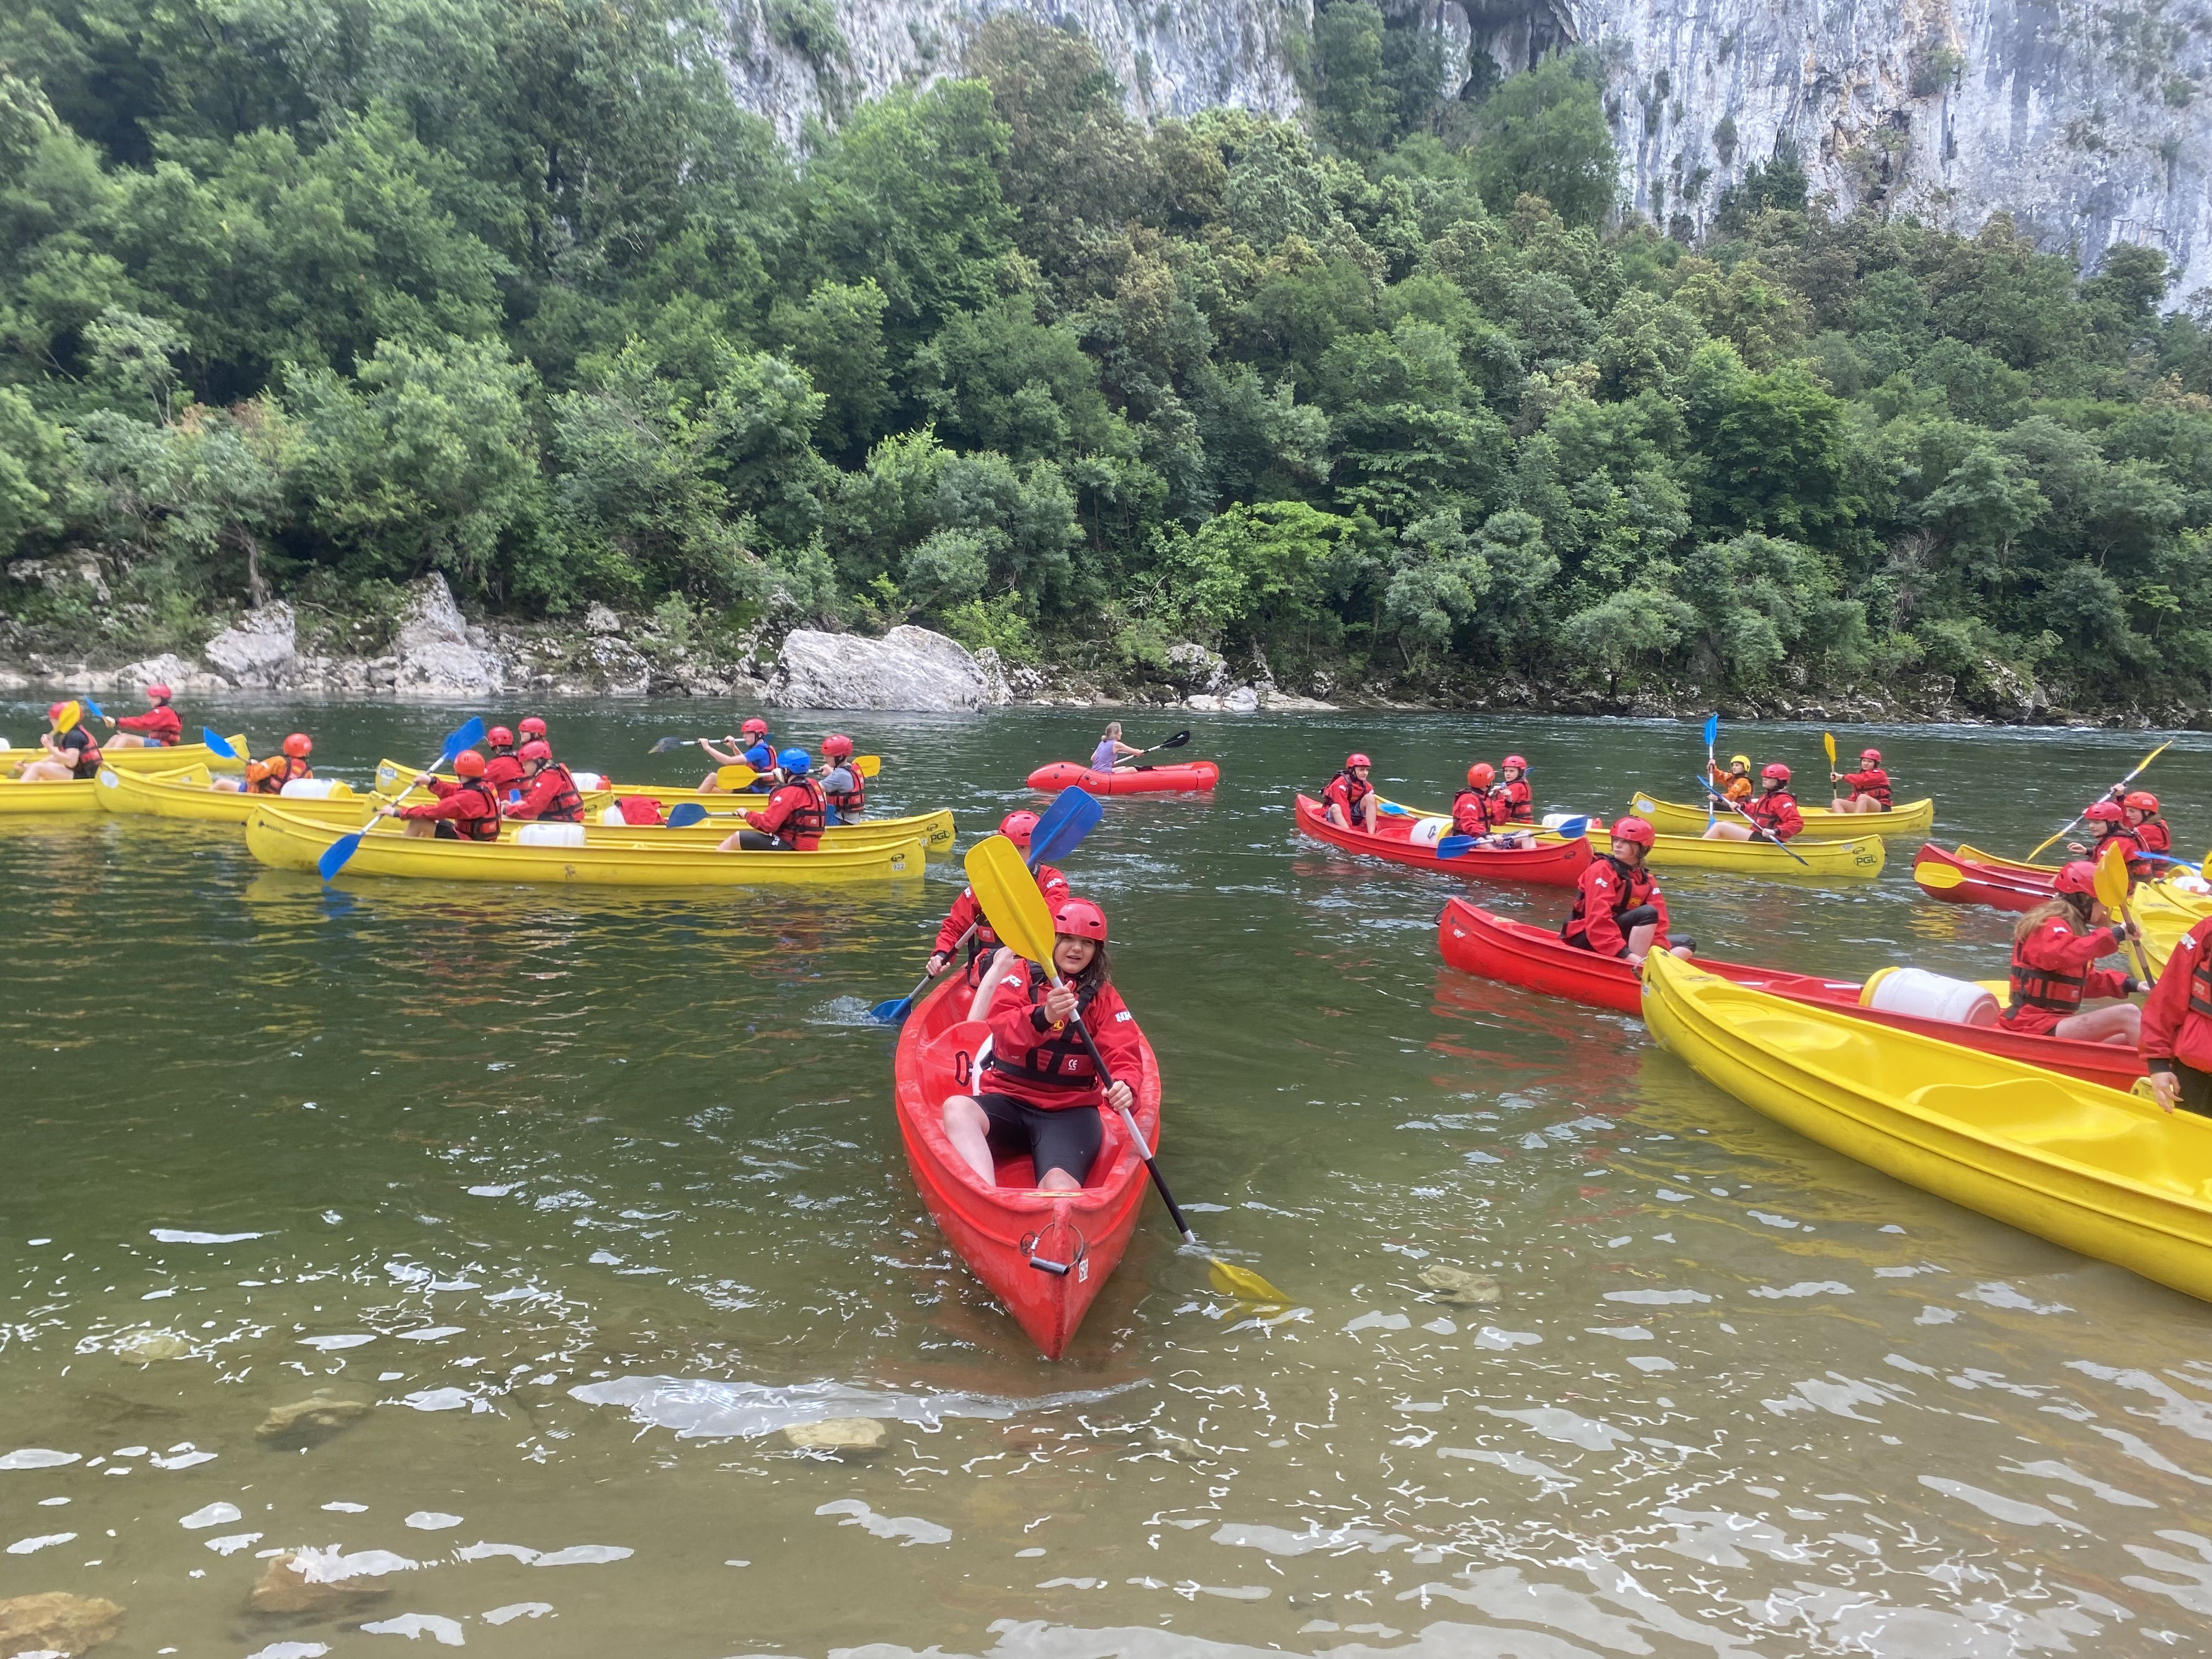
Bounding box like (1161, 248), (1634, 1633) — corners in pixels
(718, 0), (2212, 296)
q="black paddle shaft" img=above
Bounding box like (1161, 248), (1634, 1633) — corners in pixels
(1061, 1014), (1195, 1243)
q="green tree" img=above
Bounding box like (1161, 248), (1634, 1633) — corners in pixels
(1469, 56), (1616, 228)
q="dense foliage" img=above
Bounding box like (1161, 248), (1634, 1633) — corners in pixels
(6, 0), (2212, 706)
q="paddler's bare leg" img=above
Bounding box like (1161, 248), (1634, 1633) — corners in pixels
(1703, 819), (1753, 840)
(940, 1096), (998, 1184)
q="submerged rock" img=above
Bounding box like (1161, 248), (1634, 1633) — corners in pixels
(1420, 1265), (1500, 1306)
(0, 1592), (123, 1657)
(781, 1417), (890, 1456)
(256, 1392), (372, 1448)
(113, 1330), (193, 1365)
(247, 1553), (395, 1615)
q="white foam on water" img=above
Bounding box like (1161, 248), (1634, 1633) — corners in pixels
(406, 1511), (464, 1530)
(815, 1500), (949, 1547)
(482, 1603), (552, 1624)
(149, 1228), (266, 1243)
(0, 1449), (78, 1470)
(180, 1502), (241, 1528)
(360, 1612), (466, 1644)
(530, 1544), (633, 1566)
(568, 1375), (1139, 1441)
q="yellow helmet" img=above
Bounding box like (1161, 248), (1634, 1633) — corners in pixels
(1728, 753), (1751, 770)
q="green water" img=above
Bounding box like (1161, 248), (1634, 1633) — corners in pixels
(5, 702), (2212, 1657)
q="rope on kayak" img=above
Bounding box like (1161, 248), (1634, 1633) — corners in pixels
(1023, 1220), (1089, 1281)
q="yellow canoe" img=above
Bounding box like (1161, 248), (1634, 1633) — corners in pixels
(244, 801), (926, 887)
(100, 735), (250, 774)
(95, 764), (361, 822)
(1641, 949), (2212, 1305)
(1596, 825), (1885, 878)
(0, 776), (101, 816)
(1628, 792), (1934, 838)
(371, 759), (954, 854)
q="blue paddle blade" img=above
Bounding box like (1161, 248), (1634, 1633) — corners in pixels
(1028, 786), (1103, 868)
(81, 697), (106, 722)
(1702, 712), (1718, 746)
(317, 830), (365, 882)
(201, 727), (239, 759)
(868, 994), (915, 1025)
(1554, 815), (1590, 839)
(1434, 835), (1479, 860)
(664, 802), (708, 828)
(438, 716), (487, 767)
(1376, 800), (1417, 818)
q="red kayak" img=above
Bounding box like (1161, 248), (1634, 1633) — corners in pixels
(1437, 897), (2145, 1092)
(1295, 794), (1590, 888)
(890, 975), (1164, 1359)
(1912, 842), (2053, 912)
(1027, 760), (1220, 795)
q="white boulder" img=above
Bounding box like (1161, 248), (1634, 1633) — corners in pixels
(770, 625), (1007, 711)
(393, 573), (503, 696)
(109, 652), (227, 694)
(202, 602), (297, 688)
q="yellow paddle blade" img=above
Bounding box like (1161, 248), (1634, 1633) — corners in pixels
(857, 754), (881, 777)
(965, 833), (1057, 965)
(1913, 860), (1966, 889)
(54, 699), (81, 735)
(1209, 1259), (1289, 1305)
(1822, 731), (1837, 770)
(2095, 841), (2131, 913)
(715, 764), (761, 788)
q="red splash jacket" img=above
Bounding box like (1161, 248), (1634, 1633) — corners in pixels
(2141, 915), (2212, 1076)
(1450, 789), (1497, 837)
(508, 763), (585, 823)
(743, 778), (828, 849)
(1745, 789), (1804, 840)
(398, 778), (501, 840)
(1839, 767), (1891, 807)
(1999, 915), (2131, 1034)
(979, 962), (1145, 1111)
(1490, 778), (1534, 823)
(1561, 855), (1669, 958)
(116, 706), (183, 745)
(933, 866), (1070, 963)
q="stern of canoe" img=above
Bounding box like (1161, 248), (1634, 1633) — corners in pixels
(1436, 898), (1644, 1013)
(1295, 795), (1590, 887)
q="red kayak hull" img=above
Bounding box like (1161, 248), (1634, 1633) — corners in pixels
(1028, 760), (1220, 795)
(891, 975), (1162, 1359)
(1437, 897), (2145, 1092)
(1295, 794), (1590, 888)
(1912, 842), (2052, 912)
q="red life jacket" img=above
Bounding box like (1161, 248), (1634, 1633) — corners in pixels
(1747, 789), (1798, 832)
(824, 767), (865, 821)
(1329, 770), (1374, 816)
(764, 778), (827, 849)
(63, 729), (102, 777)
(484, 751), (524, 795)
(1492, 777), (1534, 823)
(1561, 854), (1654, 948)
(1850, 768), (1892, 808)
(2008, 924), (2097, 1015)
(531, 763), (585, 823)
(1451, 789), (1494, 834)
(2138, 817), (2172, 854)
(447, 779), (503, 842)
(251, 754), (312, 794)
(984, 964), (1104, 1094)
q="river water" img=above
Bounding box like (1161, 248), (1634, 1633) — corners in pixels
(5, 702), (2211, 1658)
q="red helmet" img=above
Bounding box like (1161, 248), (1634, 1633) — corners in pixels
(1468, 762), (1495, 787)
(1053, 898), (1108, 942)
(453, 749), (487, 779)
(2084, 800), (2125, 825)
(518, 740), (552, 764)
(1860, 748), (1881, 764)
(487, 726), (515, 748)
(742, 718), (769, 737)
(519, 716), (547, 738)
(1611, 815), (1657, 850)
(2125, 791), (2159, 814)
(1502, 754), (1528, 771)
(47, 702), (66, 721)
(145, 683), (172, 701)
(281, 733), (312, 759)
(1345, 753), (1373, 770)
(2054, 859), (2099, 896)
(821, 733), (854, 758)
(998, 810), (1038, 850)
(1762, 763), (1791, 783)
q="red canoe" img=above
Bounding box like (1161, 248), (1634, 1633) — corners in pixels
(891, 974), (1164, 1359)
(1295, 794), (1590, 888)
(1028, 760), (1220, 795)
(1437, 897), (2145, 1092)
(1912, 842), (2054, 912)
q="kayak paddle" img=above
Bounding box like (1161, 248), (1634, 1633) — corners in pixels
(317, 715), (485, 881)
(202, 727), (239, 759)
(664, 802), (712, 828)
(1694, 777), (1813, 869)
(1435, 815), (1588, 859)
(650, 732), (728, 753)
(869, 786), (1103, 1026)
(2094, 842), (2155, 985)
(53, 699), (81, 735)
(2026, 741), (2171, 860)
(81, 697), (106, 723)
(1703, 712), (1719, 830)
(962, 833), (1284, 1304)
(1118, 730), (1190, 769)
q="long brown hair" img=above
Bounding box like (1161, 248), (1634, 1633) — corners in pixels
(1056, 935), (1111, 991)
(2013, 894), (2090, 945)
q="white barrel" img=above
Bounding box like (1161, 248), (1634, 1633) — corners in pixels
(1409, 816), (1452, 847)
(279, 777), (351, 799)
(571, 770), (605, 790)
(515, 822), (586, 848)
(599, 803), (629, 826)
(1861, 966), (1999, 1027)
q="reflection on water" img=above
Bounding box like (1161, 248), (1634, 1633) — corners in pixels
(4, 702), (2211, 1655)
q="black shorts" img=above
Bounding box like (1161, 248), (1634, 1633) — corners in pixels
(432, 820), (459, 840)
(974, 1091), (1102, 1186)
(733, 830), (804, 850)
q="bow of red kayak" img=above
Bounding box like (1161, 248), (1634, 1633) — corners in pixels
(891, 975), (1163, 1358)
(1294, 794), (1590, 887)
(1027, 760), (1220, 795)
(1911, 842), (2054, 911)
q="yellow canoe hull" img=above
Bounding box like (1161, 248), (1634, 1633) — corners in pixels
(100, 735), (249, 774)
(245, 802), (927, 887)
(95, 764), (364, 822)
(1599, 826), (1886, 878)
(1629, 792), (1934, 838)
(1642, 950), (2212, 1304)
(371, 760), (953, 853)
(0, 777), (101, 815)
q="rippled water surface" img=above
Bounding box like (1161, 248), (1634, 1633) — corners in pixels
(7, 702), (2212, 1657)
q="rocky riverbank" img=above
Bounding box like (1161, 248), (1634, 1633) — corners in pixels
(0, 571), (2192, 728)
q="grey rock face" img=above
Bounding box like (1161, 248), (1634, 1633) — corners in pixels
(770, 624), (1008, 709)
(202, 602), (297, 689)
(392, 573), (505, 696)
